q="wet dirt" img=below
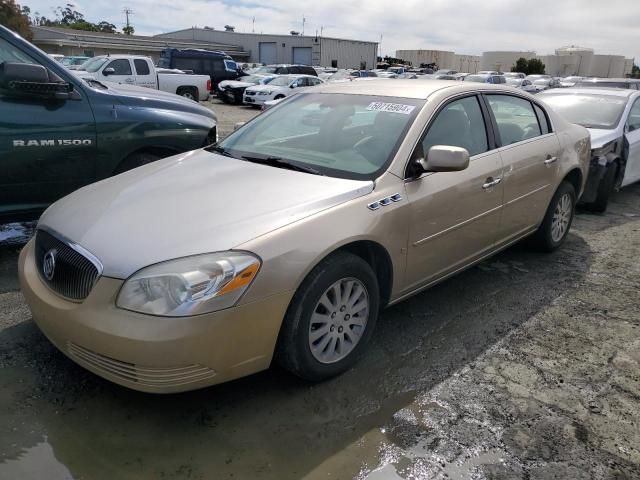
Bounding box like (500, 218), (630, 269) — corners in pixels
(0, 181), (638, 479)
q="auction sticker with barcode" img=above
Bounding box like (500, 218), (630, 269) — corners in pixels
(366, 102), (416, 114)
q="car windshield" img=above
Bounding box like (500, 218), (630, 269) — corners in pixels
(254, 66), (278, 74)
(268, 76), (294, 86)
(216, 93), (424, 180)
(465, 75), (489, 83)
(540, 93), (627, 129)
(84, 57), (109, 72)
(327, 70), (351, 81)
(575, 81), (629, 89)
(533, 79), (550, 85)
(506, 78), (521, 86)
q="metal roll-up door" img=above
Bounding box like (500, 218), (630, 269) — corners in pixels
(259, 42), (277, 65)
(292, 47), (312, 65)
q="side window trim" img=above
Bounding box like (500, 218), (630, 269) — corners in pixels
(532, 102), (552, 135)
(404, 93), (496, 179)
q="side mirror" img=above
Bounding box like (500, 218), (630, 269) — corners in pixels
(290, 84), (296, 88)
(0, 62), (74, 100)
(234, 121), (246, 131)
(103, 67), (115, 76)
(417, 145), (470, 173)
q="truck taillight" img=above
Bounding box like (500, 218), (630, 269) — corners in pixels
(207, 79), (212, 92)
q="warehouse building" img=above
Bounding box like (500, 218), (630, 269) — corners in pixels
(395, 49), (481, 73)
(155, 28), (378, 69)
(398, 46), (634, 77)
(31, 26), (250, 62)
(480, 46), (633, 77)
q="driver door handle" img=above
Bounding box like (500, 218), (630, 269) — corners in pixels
(482, 177), (502, 189)
(544, 156), (557, 165)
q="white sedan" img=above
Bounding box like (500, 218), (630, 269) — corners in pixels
(243, 75), (324, 107)
(539, 87), (640, 211)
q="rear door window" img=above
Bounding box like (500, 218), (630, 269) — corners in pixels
(486, 95), (542, 146)
(174, 57), (201, 72)
(133, 59), (150, 75)
(533, 104), (551, 134)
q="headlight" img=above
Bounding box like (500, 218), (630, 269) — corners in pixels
(116, 252), (260, 317)
(258, 91), (272, 95)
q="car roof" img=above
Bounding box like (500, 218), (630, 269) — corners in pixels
(310, 79), (528, 99)
(539, 87), (638, 98)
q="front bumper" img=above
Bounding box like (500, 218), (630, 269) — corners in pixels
(243, 94), (269, 106)
(19, 239), (293, 393)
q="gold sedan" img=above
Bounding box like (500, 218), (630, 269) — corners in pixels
(19, 80), (591, 392)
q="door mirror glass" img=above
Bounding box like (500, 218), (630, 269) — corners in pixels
(0, 62), (73, 100)
(103, 67), (115, 76)
(417, 145), (470, 173)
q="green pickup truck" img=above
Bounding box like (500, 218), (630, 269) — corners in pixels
(0, 25), (218, 221)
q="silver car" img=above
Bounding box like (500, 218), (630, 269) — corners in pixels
(19, 81), (590, 393)
(539, 87), (640, 211)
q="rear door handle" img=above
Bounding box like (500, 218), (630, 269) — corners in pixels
(482, 177), (502, 189)
(544, 156), (557, 165)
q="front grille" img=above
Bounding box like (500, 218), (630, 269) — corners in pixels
(35, 229), (100, 301)
(68, 342), (217, 388)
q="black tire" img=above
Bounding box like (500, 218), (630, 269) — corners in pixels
(219, 91), (232, 104)
(586, 162), (617, 213)
(177, 87), (198, 101)
(276, 252), (380, 382)
(274, 94), (285, 100)
(530, 181), (576, 252)
(114, 151), (161, 174)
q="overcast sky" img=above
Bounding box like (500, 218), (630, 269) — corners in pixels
(24, 0), (639, 61)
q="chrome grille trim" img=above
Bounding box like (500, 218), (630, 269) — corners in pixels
(35, 226), (102, 301)
(68, 342), (217, 387)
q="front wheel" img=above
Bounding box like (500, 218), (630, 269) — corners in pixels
(276, 252), (379, 382)
(530, 181), (576, 252)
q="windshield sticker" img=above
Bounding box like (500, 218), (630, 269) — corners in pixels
(366, 102), (415, 114)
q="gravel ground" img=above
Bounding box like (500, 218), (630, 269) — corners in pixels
(0, 122), (638, 478)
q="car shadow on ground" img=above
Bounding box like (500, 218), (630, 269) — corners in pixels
(0, 224), (601, 479)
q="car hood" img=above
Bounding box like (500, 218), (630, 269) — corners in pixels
(39, 150), (374, 278)
(247, 84), (285, 93)
(219, 80), (254, 89)
(84, 80), (216, 120)
(587, 128), (621, 149)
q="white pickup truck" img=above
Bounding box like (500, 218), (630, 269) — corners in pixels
(74, 55), (211, 101)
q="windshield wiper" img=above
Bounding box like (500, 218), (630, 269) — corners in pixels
(241, 155), (324, 176)
(207, 144), (236, 158)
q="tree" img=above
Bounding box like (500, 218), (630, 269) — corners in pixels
(122, 25), (134, 35)
(511, 57), (546, 75)
(96, 20), (116, 33)
(527, 58), (546, 75)
(512, 57), (529, 73)
(29, 4), (126, 34)
(0, 0), (33, 39)
(632, 64), (640, 79)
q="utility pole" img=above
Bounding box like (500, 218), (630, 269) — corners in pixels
(252, 17), (255, 33)
(123, 7), (133, 34)
(302, 15), (306, 35)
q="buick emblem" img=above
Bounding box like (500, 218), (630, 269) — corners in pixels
(43, 249), (57, 281)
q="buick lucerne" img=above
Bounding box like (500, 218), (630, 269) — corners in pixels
(19, 81), (590, 393)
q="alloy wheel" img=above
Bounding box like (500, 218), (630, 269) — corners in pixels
(551, 193), (572, 242)
(308, 278), (369, 364)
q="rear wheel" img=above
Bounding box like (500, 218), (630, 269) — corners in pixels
(276, 252), (379, 381)
(177, 87), (198, 101)
(530, 181), (576, 252)
(586, 162), (617, 213)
